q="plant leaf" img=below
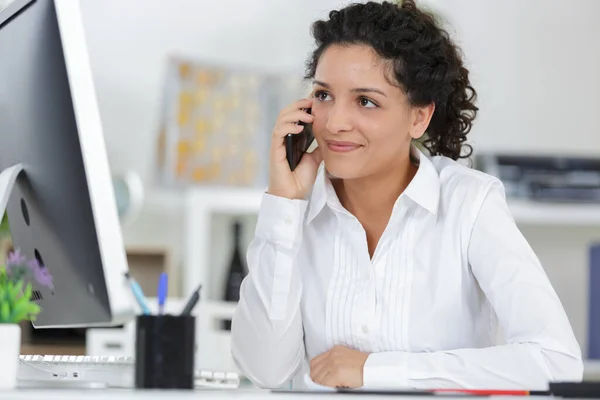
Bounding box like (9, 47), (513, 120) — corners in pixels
(1, 302), (10, 323)
(10, 280), (23, 299)
(11, 301), (39, 322)
(23, 283), (32, 302)
(13, 292), (27, 307)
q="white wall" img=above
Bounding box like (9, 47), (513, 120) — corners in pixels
(79, 0), (351, 183)
(420, 0), (600, 157)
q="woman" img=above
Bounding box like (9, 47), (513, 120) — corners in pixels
(231, 0), (582, 390)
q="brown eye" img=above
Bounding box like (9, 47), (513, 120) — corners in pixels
(359, 97), (377, 108)
(315, 90), (331, 102)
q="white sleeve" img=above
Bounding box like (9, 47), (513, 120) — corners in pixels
(362, 179), (583, 390)
(230, 193), (308, 388)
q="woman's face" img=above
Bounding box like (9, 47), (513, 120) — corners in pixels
(311, 44), (432, 180)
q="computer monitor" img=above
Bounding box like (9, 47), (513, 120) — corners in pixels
(0, 0), (136, 327)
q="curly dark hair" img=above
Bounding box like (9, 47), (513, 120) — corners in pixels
(305, 0), (478, 161)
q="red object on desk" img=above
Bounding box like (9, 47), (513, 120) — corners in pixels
(432, 389), (543, 396)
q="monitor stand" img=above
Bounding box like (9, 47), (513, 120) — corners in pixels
(0, 163), (24, 220)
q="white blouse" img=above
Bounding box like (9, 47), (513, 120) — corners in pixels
(230, 148), (583, 390)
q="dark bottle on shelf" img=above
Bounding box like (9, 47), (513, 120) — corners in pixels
(222, 220), (247, 330)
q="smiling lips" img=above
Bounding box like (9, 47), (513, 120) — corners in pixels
(326, 140), (362, 153)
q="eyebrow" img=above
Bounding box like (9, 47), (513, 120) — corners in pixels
(313, 80), (387, 97)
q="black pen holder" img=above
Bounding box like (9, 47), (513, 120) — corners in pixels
(134, 314), (196, 389)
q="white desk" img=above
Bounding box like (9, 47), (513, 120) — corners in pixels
(1, 389), (548, 400)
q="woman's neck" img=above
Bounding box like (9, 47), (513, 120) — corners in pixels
(332, 152), (417, 257)
(333, 154), (417, 218)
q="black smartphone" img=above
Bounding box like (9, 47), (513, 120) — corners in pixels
(286, 108), (315, 171)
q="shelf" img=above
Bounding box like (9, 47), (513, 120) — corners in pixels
(184, 186), (264, 215)
(178, 185), (600, 226)
(140, 187), (184, 213)
(508, 199), (600, 226)
(137, 186), (264, 218)
(136, 187), (600, 244)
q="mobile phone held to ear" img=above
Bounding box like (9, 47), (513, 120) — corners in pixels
(286, 108), (315, 171)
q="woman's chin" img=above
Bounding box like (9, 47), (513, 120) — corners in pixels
(323, 160), (365, 180)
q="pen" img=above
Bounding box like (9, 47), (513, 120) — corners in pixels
(334, 388), (552, 397)
(432, 389), (551, 396)
(124, 272), (151, 315)
(180, 284), (202, 316)
(157, 272), (168, 315)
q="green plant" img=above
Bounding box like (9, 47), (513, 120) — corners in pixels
(0, 249), (53, 324)
(0, 213), (10, 236)
(0, 269), (39, 323)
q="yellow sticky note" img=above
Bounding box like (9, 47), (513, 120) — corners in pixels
(195, 119), (210, 135)
(178, 110), (190, 127)
(193, 138), (205, 153)
(177, 140), (191, 155)
(192, 167), (207, 182)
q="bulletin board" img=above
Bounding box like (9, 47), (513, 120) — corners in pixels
(156, 57), (307, 188)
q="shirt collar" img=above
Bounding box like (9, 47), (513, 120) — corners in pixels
(306, 163), (330, 224)
(306, 146), (441, 224)
(403, 146), (441, 215)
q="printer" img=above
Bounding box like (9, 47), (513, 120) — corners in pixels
(475, 153), (600, 203)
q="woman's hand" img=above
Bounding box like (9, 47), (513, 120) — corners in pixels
(310, 345), (370, 389)
(267, 98), (323, 200)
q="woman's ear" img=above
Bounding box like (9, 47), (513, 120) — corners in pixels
(409, 103), (435, 139)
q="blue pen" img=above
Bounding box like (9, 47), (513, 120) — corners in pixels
(157, 272), (168, 315)
(125, 272), (151, 315)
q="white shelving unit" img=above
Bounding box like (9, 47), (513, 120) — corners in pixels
(176, 186), (600, 296)
(132, 186), (600, 295)
(179, 186), (600, 298)
(183, 186), (264, 298)
(508, 199), (600, 226)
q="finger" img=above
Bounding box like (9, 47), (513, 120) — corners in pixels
(281, 98), (313, 114)
(278, 109), (314, 126)
(270, 125), (304, 158)
(310, 350), (330, 370)
(309, 357), (329, 383)
(312, 365), (332, 387)
(309, 349), (330, 378)
(272, 122), (305, 139)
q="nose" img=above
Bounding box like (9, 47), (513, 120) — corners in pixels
(325, 102), (353, 134)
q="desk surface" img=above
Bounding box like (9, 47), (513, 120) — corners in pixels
(1, 388), (548, 400)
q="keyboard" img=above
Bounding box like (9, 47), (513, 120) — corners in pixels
(18, 355), (240, 389)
